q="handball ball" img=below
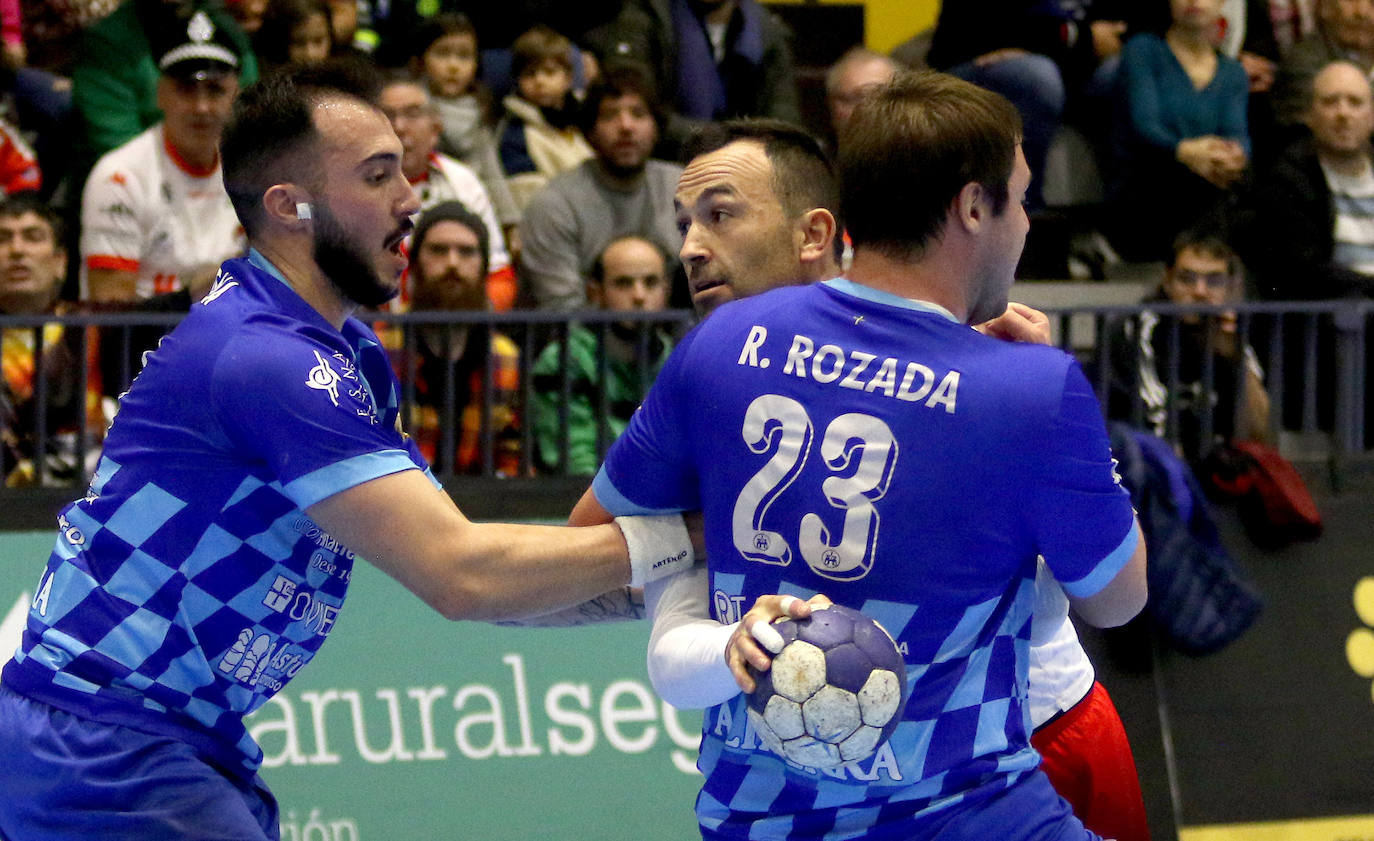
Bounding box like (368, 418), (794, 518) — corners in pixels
(745, 603), (907, 769)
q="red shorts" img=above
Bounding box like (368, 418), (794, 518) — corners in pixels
(1031, 681), (1149, 841)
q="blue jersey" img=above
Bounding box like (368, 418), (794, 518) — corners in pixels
(593, 279), (1137, 840)
(3, 252), (432, 780)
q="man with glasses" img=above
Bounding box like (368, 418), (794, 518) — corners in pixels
(1106, 229), (1271, 463)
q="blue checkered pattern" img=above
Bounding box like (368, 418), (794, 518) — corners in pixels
(595, 279), (1136, 840)
(3, 254), (431, 779)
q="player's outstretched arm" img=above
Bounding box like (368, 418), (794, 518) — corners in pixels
(1066, 517), (1148, 628)
(306, 469), (693, 623)
(483, 486), (676, 627)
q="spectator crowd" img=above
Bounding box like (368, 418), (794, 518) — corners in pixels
(0, 0), (1372, 485)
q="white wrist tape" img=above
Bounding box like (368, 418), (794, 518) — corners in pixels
(617, 514), (694, 588)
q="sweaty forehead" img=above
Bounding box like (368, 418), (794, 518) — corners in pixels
(314, 98), (400, 158)
(676, 140), (778, 206)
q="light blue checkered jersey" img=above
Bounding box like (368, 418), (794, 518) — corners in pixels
(3, 255), (433, 779)
(595, 279), (1136, 840)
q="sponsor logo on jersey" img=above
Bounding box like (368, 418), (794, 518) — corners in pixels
(306, 349), (342, 406)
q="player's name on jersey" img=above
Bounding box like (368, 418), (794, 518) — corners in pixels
(736, 326), (961, 414)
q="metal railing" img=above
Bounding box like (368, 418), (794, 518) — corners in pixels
(1049, 300), (1371, 465)
(0, 300), (1367, 489)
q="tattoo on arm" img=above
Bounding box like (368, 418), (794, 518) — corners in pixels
(493, 587), (646, 628)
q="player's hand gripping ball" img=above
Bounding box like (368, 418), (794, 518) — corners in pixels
(745, 604), (907, 768)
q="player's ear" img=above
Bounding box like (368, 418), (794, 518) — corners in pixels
(797, 208), (837, 264)
(263, 184), (314, 230)
(953, 181), (984, 234)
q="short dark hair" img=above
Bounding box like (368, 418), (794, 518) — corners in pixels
(589, 235), (668, 286)
(0, 192), (64, 248)
(839, 70), (1022, 262)
(1169, 228), (1240, 275)
(220, 59), (382, 237)
(254, 0), (333, 67)
(412, 200), (490, 282)
(578, 61), (666, 139)
(511, 24), (572, 80)
(684, 119), (843, 260)
(412, 12), (478, 62)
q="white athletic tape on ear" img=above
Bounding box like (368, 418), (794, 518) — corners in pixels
(751, 620), (785, 654)
(296, 202), (313, 221)
(618, 514), (694, 588)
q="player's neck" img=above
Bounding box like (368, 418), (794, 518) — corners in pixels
(252, 238), (355, 330)
(805, 253), (842, 283)
(846, 247), (968, 322)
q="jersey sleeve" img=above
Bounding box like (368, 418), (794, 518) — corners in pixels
(645, 563), (740, 709)
(210, 327), (421, 510)
(591, 330), (703, 515)
(81, 156), (146, 274)
(1032, 359), (1139, 599)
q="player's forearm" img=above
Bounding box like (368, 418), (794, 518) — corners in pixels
(427, 520), (637, 621)
(645, 565), (740, 708)
(492, 586), (645, 627)
(307, 472), (688, 623)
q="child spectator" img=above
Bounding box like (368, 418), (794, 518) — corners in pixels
(413, 14), (518, 239)
(497, 24), (592, 211)
(253, 0), (333, 71)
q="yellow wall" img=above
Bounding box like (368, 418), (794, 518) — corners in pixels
(766, 0), (939, 55)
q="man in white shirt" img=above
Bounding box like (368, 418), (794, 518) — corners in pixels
(80, 10), (246, 306)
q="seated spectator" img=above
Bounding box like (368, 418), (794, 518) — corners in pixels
(0, 194), (102, 485)
(401, 201), (522, 477)
(80, 11), (245, 305)
(926, 1), (1136, 200)
(531, 235), (673, 474)
(1106, 0), (1249, 261)
(496, 25), (594, 212)
(1106, 229), (1270, 465)
(253, 0), (333, 71)
(824, 46), (895, 140)
(72, 0), (257, 165)
(1, 2), (74, 200)
(519, 63), (683, 311)
(581, 0), (801, 156)
(411, 13), (519, 237)
(378, 73), (515, 309)
(1238, 59), (1374, 299)
(1235, 59), (1374, 442)
(1272, 0), (1374, 130)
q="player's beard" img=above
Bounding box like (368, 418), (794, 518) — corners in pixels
(312, 201), (404, 309)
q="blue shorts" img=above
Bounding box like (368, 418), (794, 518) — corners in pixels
(0, 685), (279, 841)
(700, 769), (1099, 841)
